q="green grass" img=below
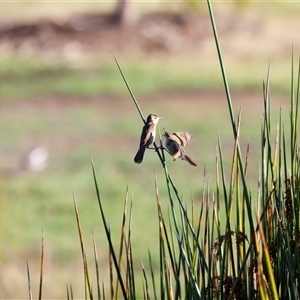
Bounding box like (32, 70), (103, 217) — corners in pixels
(0, 55), (295, 100)
(0, 83), (291, 298)
(1, 1), (300, 298)
(0, 59), (293, 298)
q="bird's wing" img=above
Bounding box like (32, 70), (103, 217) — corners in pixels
(178, 145), (186, 159)
(173, 132), (193, 146)
(140, 122), (155, 148)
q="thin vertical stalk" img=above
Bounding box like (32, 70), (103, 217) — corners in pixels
(26, 261), (32, 300)
(38, 228), (44, 300)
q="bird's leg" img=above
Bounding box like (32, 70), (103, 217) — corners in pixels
(157, 145), (171, 155)
(148, 145), (167, 152)
(164, 147), (171, 155)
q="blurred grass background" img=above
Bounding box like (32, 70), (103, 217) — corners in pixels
(0, 1), (299, 298)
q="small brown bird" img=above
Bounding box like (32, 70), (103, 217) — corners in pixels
(134, 113), (162, 164)
(163, 129), (197, 167)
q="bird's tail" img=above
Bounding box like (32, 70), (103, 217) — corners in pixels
(184, 154), (197, 167)
(134, 147), (146, 164)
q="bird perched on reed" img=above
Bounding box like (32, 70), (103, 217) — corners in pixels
(163, 128), (197, 166)
(134, 113), (162, 164)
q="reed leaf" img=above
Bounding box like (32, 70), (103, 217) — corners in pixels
(73, 195), (93, 300)
(26, 261), (32, 300)
(38, 228), (44, 300)
(91, 162), (128, 300)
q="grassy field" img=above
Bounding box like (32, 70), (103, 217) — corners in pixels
(0, 1), (299, 298)
(0, 86), (290, 298)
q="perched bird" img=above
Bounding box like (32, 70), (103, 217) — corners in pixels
(163, 129), (197, 167)
(134, 113), (163, 164)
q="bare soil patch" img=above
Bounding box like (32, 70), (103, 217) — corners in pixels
(0, 11), (261, 58)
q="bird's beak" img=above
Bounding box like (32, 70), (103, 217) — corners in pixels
(159, 116), (163, 120)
